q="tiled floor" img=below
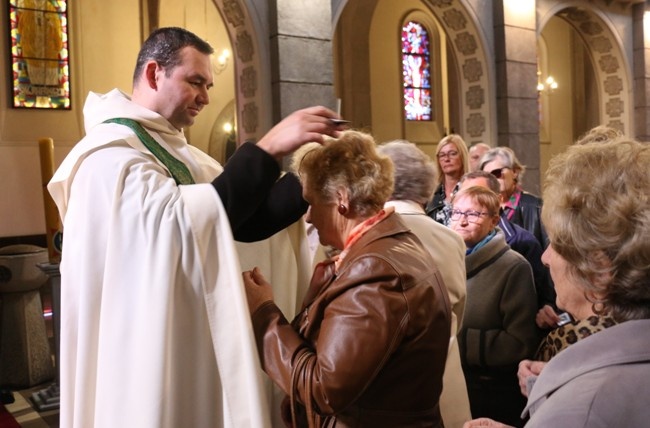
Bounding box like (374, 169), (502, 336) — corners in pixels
(3, 285), (59, 427)
(5, 384), (59, 427)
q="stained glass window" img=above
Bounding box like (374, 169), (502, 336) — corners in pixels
(402, 21), (431, 121)
(9, 0), (70, 109)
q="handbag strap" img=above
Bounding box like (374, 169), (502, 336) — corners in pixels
(290, 350), (319, 428)
(103, 118), (195, 185)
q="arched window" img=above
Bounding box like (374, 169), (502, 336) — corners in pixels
(401, 21), (431, 121)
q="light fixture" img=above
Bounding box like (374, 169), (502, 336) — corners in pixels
(213, 49), (230, 75)
(223, 122), (233, 133)
(537, 70), (558, 93)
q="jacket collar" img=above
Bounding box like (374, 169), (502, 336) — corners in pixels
(384, 200), (426, 215)
(524, 319), (650, 417)
(336, 212), (410, 274)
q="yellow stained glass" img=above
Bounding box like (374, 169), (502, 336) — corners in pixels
(9, 0), (70, 109)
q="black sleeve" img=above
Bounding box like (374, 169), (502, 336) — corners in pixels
(211, 142), (308, 242)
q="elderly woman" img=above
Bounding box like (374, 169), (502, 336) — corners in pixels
(464, 138), (650, 428)
(243, 130), (452, 427)
(426, 134), (470, 226)
(479, 147), (547, 248)
(378, 140), (471, 428)
(451, 186), (539, 427)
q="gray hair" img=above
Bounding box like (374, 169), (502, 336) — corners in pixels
(377, 140), (437, 205)
(479, 147), (526, 183)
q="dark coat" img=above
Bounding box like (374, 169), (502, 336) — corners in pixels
(499, 216), (556, 309)
(508, 192), (548, 248)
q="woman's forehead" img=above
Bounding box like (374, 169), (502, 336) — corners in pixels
(453, 194), (480, 207)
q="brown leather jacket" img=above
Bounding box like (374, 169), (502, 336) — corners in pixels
(251, 213), (451, 427)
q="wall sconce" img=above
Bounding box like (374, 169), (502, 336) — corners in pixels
(213, 49), (230, 75)
(537, 70), (558, 93)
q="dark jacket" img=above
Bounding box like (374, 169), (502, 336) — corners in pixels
(213, 142), (308, 242)
(499, 216), (556, 309)
(459, 229), (539, 426)
(251, 212), (451, 427)
(425, 183), (458, 226)
(508, 192), (548, 248)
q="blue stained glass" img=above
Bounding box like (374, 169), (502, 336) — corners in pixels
(402, 21), (431, 121)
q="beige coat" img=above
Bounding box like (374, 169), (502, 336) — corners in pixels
(386, 200), (471, 428)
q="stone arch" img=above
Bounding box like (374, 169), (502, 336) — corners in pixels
(539, 4), (632, 134)
(332, 0), (495, 147)
(422, 0), (496, 146)
(212, 0), (271, 143)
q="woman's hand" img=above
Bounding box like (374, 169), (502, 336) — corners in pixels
(242, 267), (274, 313)
(518, 359), (546, 397)
(535, 304), (561, 329)
(463, 418), (513, 428)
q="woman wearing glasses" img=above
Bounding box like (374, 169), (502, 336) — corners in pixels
(479, 147), (547, 249)
(426, 134), (470, 226)
(451, 186), (539, 427)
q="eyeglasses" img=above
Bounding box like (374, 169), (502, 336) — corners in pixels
(450, 209), (490, 223)
(437, 150), (459, 159)
(489, 167), (510, 179)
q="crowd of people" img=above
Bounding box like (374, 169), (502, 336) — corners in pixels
(47, 25), (649, 428)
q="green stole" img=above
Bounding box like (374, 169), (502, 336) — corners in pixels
(103, 118), (195, 185)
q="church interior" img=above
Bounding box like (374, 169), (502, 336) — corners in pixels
(0, 0), (648, 426)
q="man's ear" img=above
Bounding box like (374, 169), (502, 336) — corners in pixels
(143, 61), (159, 90)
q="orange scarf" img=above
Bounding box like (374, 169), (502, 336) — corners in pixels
(334, 207), (394, 273)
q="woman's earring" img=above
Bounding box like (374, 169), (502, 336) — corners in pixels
(338, 204), (348, 215)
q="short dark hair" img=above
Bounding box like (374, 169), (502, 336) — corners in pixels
(460, 170), (500, 194)
(133, 27), (214, 84)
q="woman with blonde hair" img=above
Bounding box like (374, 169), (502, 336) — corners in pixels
(244, 130), (452, 427)
(426, 134), (470, 226)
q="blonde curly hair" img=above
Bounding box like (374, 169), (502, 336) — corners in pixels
(542, 138), (650, 322)
(291, 130), (394, 218)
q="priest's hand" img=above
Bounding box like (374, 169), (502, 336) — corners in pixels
(242, 267), (275, 314)
(256, 106), (346, 160)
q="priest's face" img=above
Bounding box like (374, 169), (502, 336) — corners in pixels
(155, 46), (214, 130)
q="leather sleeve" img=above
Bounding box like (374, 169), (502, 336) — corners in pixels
(211, 142), (308, 242)
(251, 258), (409, 415)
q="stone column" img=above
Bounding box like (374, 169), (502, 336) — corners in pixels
(493, 0), (541, 194)
(269, 0), (337, 124)
(633, 3), (650, 142)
